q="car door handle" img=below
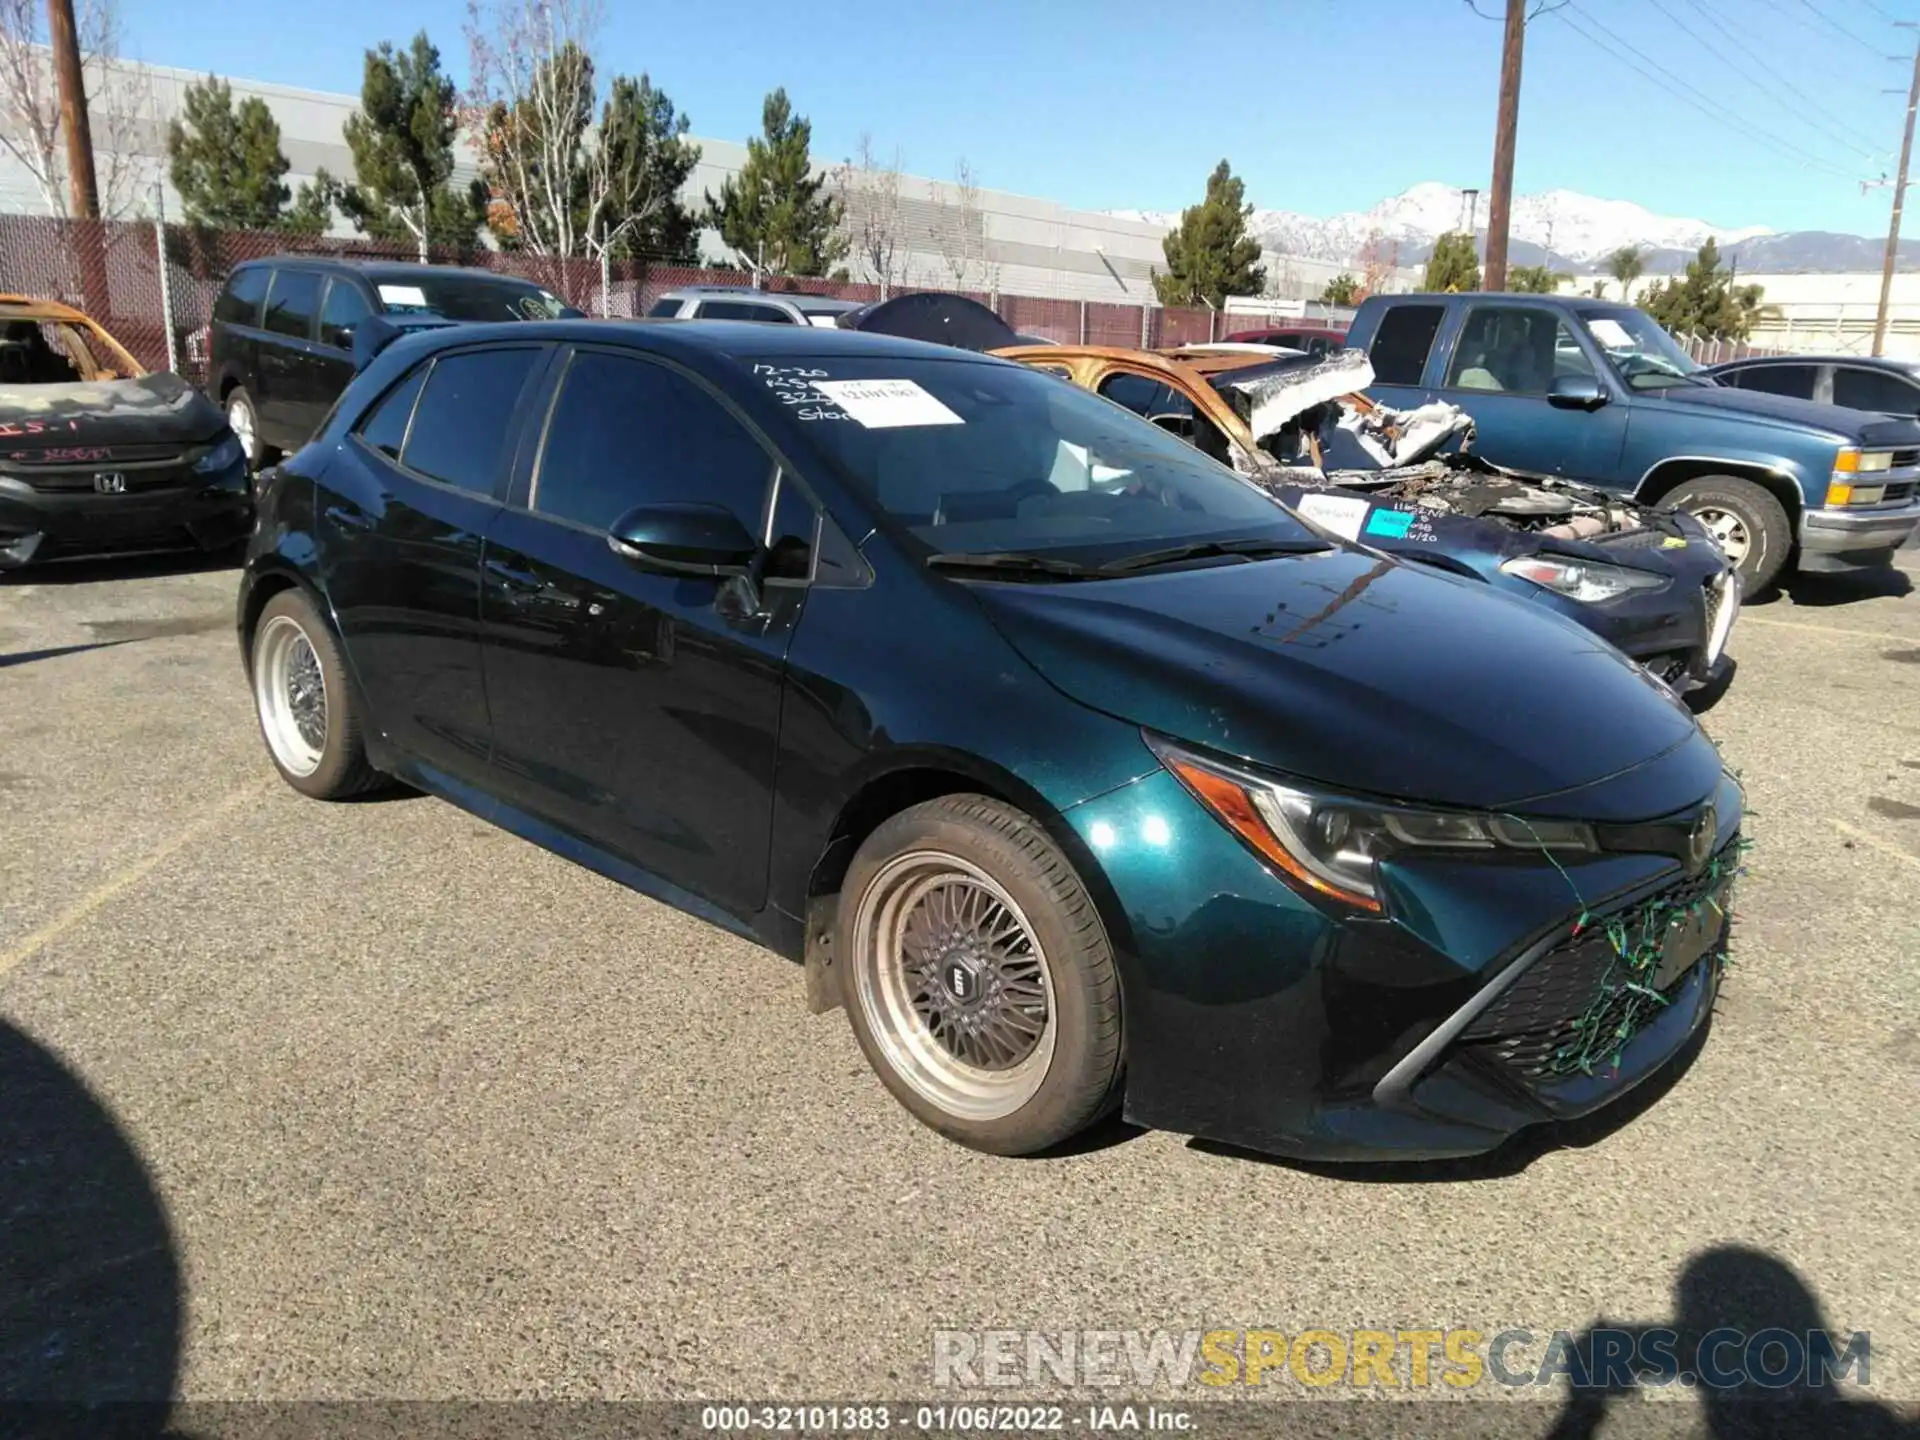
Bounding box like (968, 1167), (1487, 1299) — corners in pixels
(325, 505), (375, 532)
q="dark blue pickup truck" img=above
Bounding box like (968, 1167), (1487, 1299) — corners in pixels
(1345, 293), (1920, 590)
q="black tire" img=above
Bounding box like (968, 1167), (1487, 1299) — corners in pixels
(1665, 475), (1792, 593)
(836, 794), (1123, 1156)
(224, 385), (278, 470)
(248, 589), (387, 800)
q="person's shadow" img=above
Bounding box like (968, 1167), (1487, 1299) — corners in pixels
(1547, 1245), (1918, 1439)
(0, 1019), (182, 1438)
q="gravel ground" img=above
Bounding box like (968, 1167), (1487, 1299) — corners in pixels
(1, 546), (1916, 1434)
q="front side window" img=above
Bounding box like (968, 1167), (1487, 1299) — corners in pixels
(1444, 306), (1591, 395)
(1727, 364), (1817, 400)
(214, 268), (269, 326)
(533, 350), (776, 531)
(1578, 308), (1705, 392)
(768, 355), (1311, 564)
(1368, 304), (1445, 386)
(1832, 366), (1920, 415)
(319, 280), (374, 351)
(398, 348), (540, 493)
(262, 271), (322, 340)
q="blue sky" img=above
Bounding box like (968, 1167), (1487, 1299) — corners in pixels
(119, 0), (1920, 236)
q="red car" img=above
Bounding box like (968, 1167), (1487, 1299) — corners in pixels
(1220, 326), (1348, 358)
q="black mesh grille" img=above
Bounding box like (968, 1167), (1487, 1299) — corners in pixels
(1889, 449), (1918, 468)
(1457, 847), (1735, 1082)
(1878, 481), (1914, 504)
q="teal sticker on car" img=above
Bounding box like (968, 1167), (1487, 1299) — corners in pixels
(1365, 508), (1415, 539)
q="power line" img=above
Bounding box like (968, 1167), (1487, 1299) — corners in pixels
(1792, 0), (1885, 50)
(1556, 2), (1862, 179)
(1673, 0), (1891, 160)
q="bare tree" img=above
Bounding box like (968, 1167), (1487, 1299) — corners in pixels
(832, 133), (906, 296)
(0, 0), (157, 220)
(1354, 228), (1401, 302)
(927, 157), (996, 293)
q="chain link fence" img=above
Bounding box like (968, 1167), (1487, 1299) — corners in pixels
(0, 214), (1348, 386)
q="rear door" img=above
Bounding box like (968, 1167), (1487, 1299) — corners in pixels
(255, 269), (325, 450)
(1431, 302), (1629, 480)
(478, 344), (806, 914)
(320, 343), (550, 784)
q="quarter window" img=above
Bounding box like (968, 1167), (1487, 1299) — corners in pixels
(1368, 304), (1445, 386)
(355, 366), (428, 460)
(1832, 366), (1920, 415)
(318, 280), (373, 351)
(262, 271), (321, 340)
(214, 268), (269, 326)
(533, 350), (776, 531)
(398, 348), (540, 493)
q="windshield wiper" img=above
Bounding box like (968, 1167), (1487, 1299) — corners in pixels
(925, 551), (1098, 579)
(1094, 536), (1331, 576)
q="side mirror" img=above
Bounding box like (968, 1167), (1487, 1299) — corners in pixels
(607, 502), (761, 578)
(1548, 374), (1608, 411)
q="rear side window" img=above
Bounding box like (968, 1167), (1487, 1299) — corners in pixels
(399, 348), (540, 494)
(533, 350), (776, 530)
(355, 366), (428, 460)
(1832, 366), (1920, 415)
(1729, 363), (1817, 400)
(318, 280), (373, 351)
(1369, 304), (1445, 386)
(214, 268), (269, 326)
(696, 300), (795, 323)
(262, 271), (321, 340)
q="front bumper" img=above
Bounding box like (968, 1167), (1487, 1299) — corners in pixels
(1065, 759), (1743, 1162)
(1532, 563), (1740, 694)
(1799, 495), (1920, 571)
(0, 465), (252, 569)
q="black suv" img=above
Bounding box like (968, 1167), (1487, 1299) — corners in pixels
(207, 258), (581, 466)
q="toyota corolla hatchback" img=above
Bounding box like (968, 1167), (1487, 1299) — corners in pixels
(238, 319), (1744, 1161)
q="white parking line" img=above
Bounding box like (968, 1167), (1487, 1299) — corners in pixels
(1743, 616), (1918, 644)
(0, 780), (270, 983)
(1830, 819), (1920, 874)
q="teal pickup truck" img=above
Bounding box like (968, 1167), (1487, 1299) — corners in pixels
(1345, 293), (1920, 590)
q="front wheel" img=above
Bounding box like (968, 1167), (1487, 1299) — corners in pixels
(837, 794), (1123, 1155)
(225, 386), (278, 471)
(1665, 475), (1791, 593)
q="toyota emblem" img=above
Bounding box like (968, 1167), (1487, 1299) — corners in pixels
(92, 471), (126, 494)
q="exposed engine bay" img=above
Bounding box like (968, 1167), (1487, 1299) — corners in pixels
(1217, 351), (1679, 544)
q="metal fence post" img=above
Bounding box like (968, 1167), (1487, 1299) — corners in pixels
(1079, 299), (1088, 344)
(1140, 304), (1150, 347)
(600, 251), (611, 318)
(152, 183), (178, 375)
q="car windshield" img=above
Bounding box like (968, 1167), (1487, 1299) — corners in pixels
(373, 276), (579, 323)
(763, 354), (1316, 567)
(1577, 307), (1706, 392)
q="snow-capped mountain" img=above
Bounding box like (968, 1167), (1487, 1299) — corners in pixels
(1110, 182), (1775, 268)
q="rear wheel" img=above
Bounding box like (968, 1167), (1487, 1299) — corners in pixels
(1665, 475), (1791, 592)
(837, 795), (1123, 1155)
(250, 589), (386, 799)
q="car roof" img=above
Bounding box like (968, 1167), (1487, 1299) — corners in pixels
(660, 286), (864, 310)
(1710, 354), (1920, 374)
(233, 256), (542, 286)
(0, 294), (96, 324)
(396, 316), (1014, 365)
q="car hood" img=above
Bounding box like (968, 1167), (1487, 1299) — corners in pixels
(0, 373), (224, 449)
(1656, 382), (1920, 446)
(971, 548), (1706, 815)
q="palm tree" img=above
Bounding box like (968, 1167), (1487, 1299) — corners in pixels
(1606, 245), (1646, 302)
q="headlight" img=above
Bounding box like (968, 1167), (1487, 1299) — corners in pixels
(1499, 555), (1669, 603)
(193, 434), (244, 473)
(1150, 735), (1595, 913)
(1830, 446), (1895, 504)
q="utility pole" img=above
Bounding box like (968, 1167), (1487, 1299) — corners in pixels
(1484, 0), (1527, 292)
(46, 0), (99, 220)
(1873, 23), (1920, 357)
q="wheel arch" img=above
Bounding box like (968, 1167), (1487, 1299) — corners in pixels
(1635, 456), (1807, 522)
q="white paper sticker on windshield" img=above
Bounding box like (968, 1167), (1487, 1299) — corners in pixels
(377, 284), (429, 308)
(809, 378), (964, 428)
(1588, 317), (1636, 349)
(1294, 492), (1372, 541)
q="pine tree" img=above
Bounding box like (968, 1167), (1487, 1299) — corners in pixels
(166, 76), (300, 230)
(339, 32), (484, 260)
(593, 75), (701, 262)
(705, 89), (846, 278)
(1319, 273), (1359, 306)
(1153, 160), (1265, 309)
(1638, 239), (1770, 341)
(1423, 232), (1481, 292)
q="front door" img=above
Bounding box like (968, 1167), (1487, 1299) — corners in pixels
(310, 278), (374, 438)
(319, 343), (550, 783)
(255, 269), (325, 451)
(479, 346), (807, 916)
(1434, 303), (1629, 482)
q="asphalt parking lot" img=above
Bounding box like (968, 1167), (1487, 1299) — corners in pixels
(2, 547), (1918, 1427)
